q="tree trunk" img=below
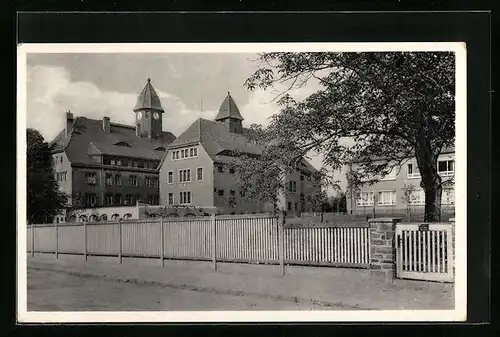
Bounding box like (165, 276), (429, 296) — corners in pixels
(415, 140), (443, 222)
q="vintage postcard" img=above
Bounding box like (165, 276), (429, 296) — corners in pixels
(17, 42), (466, 322)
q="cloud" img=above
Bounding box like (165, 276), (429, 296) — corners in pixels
(25, 65), (214, 141)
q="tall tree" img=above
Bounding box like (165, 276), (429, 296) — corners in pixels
(27, 128), (68, 224)
(245, 52), (455, 222)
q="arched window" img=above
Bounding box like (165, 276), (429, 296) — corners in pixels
(69, 215), (76, 223)
(100, 214), (108, 222)
(123, 213), (132, 220)
(111, 214), (120, 221)
(89, 214), (98, 222)
(79, 215), (88, 222)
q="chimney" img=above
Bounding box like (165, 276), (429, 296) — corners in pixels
(65, 110), (74, 139)
(102, 116), (110, 133)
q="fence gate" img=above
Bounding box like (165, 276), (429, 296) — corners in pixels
(395, 223), (454, 282)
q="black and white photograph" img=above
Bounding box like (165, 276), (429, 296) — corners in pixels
(17, 42), (466, 322)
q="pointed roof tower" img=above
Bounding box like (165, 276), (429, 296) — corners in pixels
(214, 91), (244, 121)
(133, 78), (164, 112)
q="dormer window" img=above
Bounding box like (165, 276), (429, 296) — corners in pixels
(114, 141), (131, 147)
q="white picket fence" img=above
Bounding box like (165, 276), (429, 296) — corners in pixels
(27, 215), (371, 270)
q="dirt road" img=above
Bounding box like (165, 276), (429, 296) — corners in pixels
(27, 268), (338, 311)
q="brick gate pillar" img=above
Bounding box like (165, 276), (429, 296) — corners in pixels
(368, 217), (402, 283)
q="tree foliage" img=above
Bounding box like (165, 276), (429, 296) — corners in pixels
(27, 128), (68, 224)
(245, 52), (455, 221)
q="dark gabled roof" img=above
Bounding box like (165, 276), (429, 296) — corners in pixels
(169, 118), (261, 156)
(48, 129), (67, 152)
(133, 78), (164, 112)
(214, 92), (244, 121)
(50, 116), (176, 164)
(163, 118), (317, 174)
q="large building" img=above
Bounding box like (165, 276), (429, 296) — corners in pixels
(49, 78), (176, 222)
(158, 92), (321, 215)
(346, 147), (455, 216)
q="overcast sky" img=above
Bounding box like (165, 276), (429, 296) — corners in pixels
(25, 53), (347, 192)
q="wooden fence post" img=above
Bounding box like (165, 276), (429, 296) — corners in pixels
(31, 223), (35, 257)
(211, 213), (217, 271)
(118, 219), (123, 264)
(83, 221), (87, 261)
(160, 217), (164, 267)
(55, 222), (59, 259)
(278, 210), (285, 275)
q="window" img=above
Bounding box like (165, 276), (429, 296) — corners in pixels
(123, 213), (132, 220)
(116, 159), (122, 166)
(85, 193), (97, 206)
(287, 202), (292, 211)
(148, 195), (155, 205)
(197, 168), (203, 181)
(179, 169), (191, 182)
(180, 191), (191, 205)
(129, 175), (138, 187)
(214, 188), (217, 193)
(218, 165), (224, 173)
(110, 159), (115, 166)
(85, 172), (96, 185)
(407, 163), (420, 179)
(105, 194), (113, 205)
(377, 191), (396, 206)
(288, 181), (297, 193)
(300, 175), (304, 181)
(133, 161), (138, 168)
(125, 195), (133, 205)
(168, 171), (174, 184)
(138, 161), (144, 168)
(103, 157), (111, 165)
(105, 173), (113, 186)
(229, 167), (235, 174)
(55, 172), (67, 182)
(193, 147), (198, 156)
(100, 214), (108, 222)
(168, 193), (174, 205)
(240, 190), (246, 197)
(442, 188), (455, 205)
(294, 202), (298, 210)
(111, 214), (120, 221)
(145, 177), (152, 187)
(153, 177), (159, 188)
(218, 189), (224, 196)
(409, 189), (425, 205)
(356, 191), (374, 206)
(438, 160), (454, 176)
(115, 194), (122, 205)
(114, 174), (122, 185)
(190, 148), (194, 157)
(230, 190), (236, 196)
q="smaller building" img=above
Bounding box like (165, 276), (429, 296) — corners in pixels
(158, 92), (322, 215)
(345, 147), (455, 217)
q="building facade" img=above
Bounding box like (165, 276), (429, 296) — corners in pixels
(159, 92), (322, 215)
(49, 78), (176, 223)
(346, 148), (455, 216)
